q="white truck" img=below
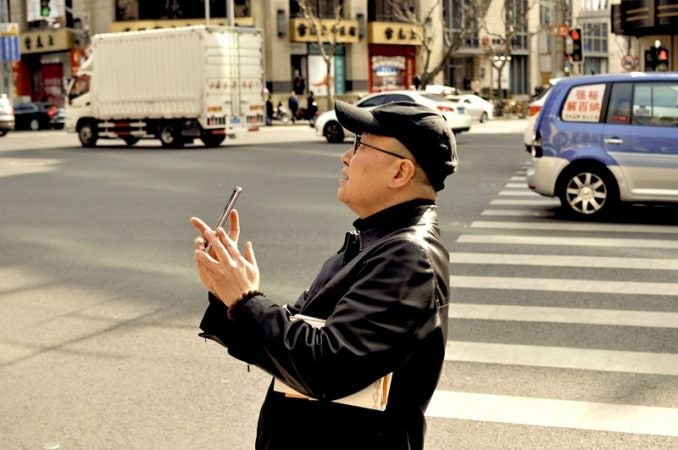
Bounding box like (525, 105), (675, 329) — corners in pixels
(65, 25), (265, 148)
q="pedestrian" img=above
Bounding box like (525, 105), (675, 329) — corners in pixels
(265, 95), (274, 126)
(288, 91), (298, 123)
(413, 75), (421, 90)
(191, 100), (457, 450)
(306, 91), (317, 126)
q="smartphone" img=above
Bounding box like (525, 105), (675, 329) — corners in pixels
(205, 186), (242, 252)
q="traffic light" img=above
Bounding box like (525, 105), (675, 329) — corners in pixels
(647, 45), (670, 72)
(569, 28), (583, 63)
(40, 0), (50, 17)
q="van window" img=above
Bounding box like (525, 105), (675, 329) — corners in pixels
(561, 83), (605, 122)
(68, 74), (90, 101)
(632, 82), (678, 127)
(606, 82), (632, 124)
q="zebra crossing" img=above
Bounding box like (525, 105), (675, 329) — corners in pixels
(427, 169), (678, 440)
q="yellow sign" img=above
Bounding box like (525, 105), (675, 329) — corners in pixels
(368, 22), (423, 45)
(289, 18), (359, 43)
(0, 23), (19, 36)
(20, 29), (74, 54)
(110, 18), (255, 33)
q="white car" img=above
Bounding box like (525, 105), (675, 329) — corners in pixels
(315, 90), (472, 143)
(523, 77), (563, 152)
(446, 94), (493, 122)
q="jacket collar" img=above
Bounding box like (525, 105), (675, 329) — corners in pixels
(352, 199), (436, 249)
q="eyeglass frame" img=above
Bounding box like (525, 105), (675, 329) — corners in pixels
(352, 135), (408, 160)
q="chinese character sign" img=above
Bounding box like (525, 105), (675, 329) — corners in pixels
(561, 84), (605, 122)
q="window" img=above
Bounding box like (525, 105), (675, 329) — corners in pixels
(443, 0), (479, 47)
(561, 83), (605, 122)
(581, 0), (608, 12)
(582, 22), (608, 54)
(632, 82), (678, 127)
(290, 0), (344, 19)
(368, 0), (415, 22)
(606, 82), (632, 124)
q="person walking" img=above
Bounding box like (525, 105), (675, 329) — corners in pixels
(306, 91), (317, 126)
(191, 101), (458, 450)
(288, 91), (299, 123)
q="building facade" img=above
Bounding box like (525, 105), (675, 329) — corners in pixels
(2, 0), (676, 107)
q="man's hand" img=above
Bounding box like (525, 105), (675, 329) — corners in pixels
(190, 211), (260, 307)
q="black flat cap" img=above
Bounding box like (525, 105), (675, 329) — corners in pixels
(335, 100), (458, 191)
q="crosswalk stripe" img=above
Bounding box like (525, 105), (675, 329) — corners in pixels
(444, 341), (678, 376)
(449, 304), (678, 328)
(490, 199), (559, 205)
(481, 209), (554, 217)
(471, 220), (678, 234)
(450, 252), (678, 270)
(450, 275), (678, 296)
(510, 176), (526, 181)
(504, 183), (525, 188)
(498, 190), (542, 196)
(426, 390), (678, 437)
(458, 234), (678, 249)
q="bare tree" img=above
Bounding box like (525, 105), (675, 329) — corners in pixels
(296, 0), (343, 110)
(476, 0), (529, 115)
(389, 0), (486, 90)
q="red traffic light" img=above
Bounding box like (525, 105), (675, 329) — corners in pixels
(570, 29), (580, 40)
(659, 49), (668, 61)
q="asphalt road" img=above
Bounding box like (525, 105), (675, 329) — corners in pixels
(1, 124), (677, 449)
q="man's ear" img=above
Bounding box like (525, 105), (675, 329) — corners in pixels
(389, 159), (416, 188)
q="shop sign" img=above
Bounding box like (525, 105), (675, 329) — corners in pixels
(289, 18), (359, 43)
(1, 36), (20, 61)
(367, 22), (423, 46)
(110, 17), (255, 33)
(20, 28), (73, 54)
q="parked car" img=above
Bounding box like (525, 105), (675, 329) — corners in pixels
(446, 94), (494, 122)
(0, 94), (14, 136)
(424, 84), (459, 96)
(14, 102), (65, 131)
(526, 72), (678, 218)
(315, 90), (472, 143)
(523, 77), (563, 152)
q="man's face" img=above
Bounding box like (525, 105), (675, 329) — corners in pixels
(337, 133), (410, 217)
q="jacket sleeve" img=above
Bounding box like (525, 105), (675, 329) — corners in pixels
(228, 237), (439, 401)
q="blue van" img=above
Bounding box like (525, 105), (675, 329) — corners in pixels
(526, 72), (678, 218)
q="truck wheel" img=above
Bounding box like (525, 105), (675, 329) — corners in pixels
(122, 136), (139, 146)
(159, 125), (183, 148)
(201, 135), (226, 147)
(78, 121), (98, 147)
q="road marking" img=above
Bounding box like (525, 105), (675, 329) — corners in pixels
(498, 190), (543, 196)
(490, 199), (559, 205)
(510, 176), (527, 181)
(445, 341), (678, 376)
(426, 390), (678, 437)
(504, 183), (526, 188)
(471, 220), (678, 235)
(450, 252), (678, 270)
(449, 304), (678, 328)
(481, 209), (554, 217)
(458, 234), (678, 249)
(450, 275), (678, 296)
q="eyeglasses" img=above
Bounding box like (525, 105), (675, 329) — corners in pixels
(352, 135), (407, 160)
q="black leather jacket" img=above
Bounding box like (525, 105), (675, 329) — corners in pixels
(200, 199), (450, 450)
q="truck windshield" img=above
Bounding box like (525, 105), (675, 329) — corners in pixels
(68, 74), (90, 102)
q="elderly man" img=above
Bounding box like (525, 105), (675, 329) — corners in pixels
(192, 101), (457, 450)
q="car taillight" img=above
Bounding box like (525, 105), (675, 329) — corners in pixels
(437, 105), (454, 113)
(528, 105), (542, 117)
(48, 106), (58, 117)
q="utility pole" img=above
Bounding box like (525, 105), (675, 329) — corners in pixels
(205, 0), (211, 24)
(227, 0), (234, 27)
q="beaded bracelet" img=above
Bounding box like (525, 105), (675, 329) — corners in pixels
(227, 290), (264, 319)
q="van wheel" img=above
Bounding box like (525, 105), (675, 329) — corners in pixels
(558, 165), (618, 218)
(324, 121), (345, 143)
(159, 125), (183, 148)
(122, 136), (139, 146)
(78, 121), (98, 147)
(201, 135), (226, 147)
